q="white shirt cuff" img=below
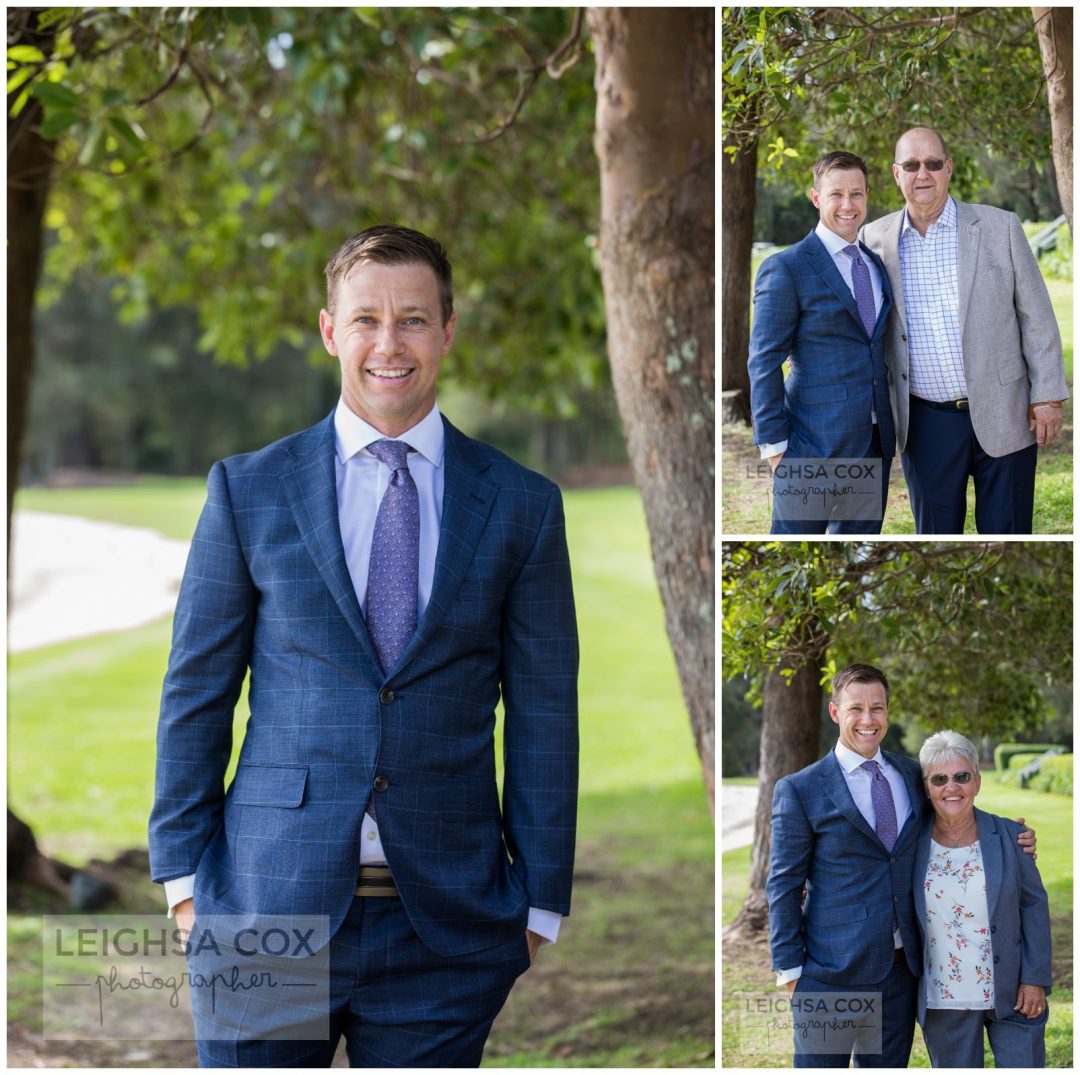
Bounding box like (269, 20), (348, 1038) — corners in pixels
(163, 874), (196, 917)
(760, 440), (788, 459)
(776, 966), (802, 986)
(165, 870), (564, 948)
(527, 907), (562, 945)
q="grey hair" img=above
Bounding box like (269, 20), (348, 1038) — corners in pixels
(919, 730), (980, 776)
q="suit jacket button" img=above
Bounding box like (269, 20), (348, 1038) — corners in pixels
(373, 776), (389, 792)
(379, 688), (395, 704)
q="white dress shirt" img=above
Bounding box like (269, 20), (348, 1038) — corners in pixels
(775, 741), (912, 985)
(165, 399), (561, 944)
(760, 221), (885, 459)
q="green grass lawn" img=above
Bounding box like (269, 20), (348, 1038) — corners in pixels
(721, 777), (1072, 1067)
(8, 481), (713, 1067)
(727, 250), (1073, 534)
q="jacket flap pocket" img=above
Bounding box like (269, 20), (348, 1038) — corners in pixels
(229, 764), (308, 807)
(794, 381), (849, 406)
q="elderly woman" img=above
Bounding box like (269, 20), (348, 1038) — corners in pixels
(914, 730), (1052, 1068)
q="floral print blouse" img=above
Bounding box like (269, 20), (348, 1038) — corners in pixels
(924, 838), (994, 1009)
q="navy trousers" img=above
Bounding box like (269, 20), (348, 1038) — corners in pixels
(771, 425), (891, 535)
(921, 1004), (1048, 1068)
(792, 958), (918, 1068)
(902, 395), (1038, 534)
(193, 897), (531, 1068)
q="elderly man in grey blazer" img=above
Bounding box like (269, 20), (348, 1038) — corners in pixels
(861, 126), (1068, 534)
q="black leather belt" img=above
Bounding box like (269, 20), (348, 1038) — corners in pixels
(912, 395), (969, 411)
(894, 946), (905, 963)
(356, 865), (398, 898)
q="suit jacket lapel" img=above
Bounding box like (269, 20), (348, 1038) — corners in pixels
(281, 412), (382, 671)
(392, 417), (497, 672)
(862, 242), (893, 339)
(821, 751), (881, 847)
(913, 818), (932, 924)
(886, 750), (924, 847)
(975, 808), (1003, 925)
(956, 200), (980, 336)
(875, 212), (907, 336)
(805, 231), (866, 334)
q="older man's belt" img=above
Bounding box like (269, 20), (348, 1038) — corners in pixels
(356, 865), (398, 898)
(911, 395), (969, 411)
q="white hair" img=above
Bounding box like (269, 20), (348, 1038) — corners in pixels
(919, 730), (980, 776)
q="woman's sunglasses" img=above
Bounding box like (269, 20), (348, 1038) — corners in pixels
(926, 771), (973, 786)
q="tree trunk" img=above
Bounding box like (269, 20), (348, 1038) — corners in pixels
(721, 135), (756, 425)
(727, 648), (824, 937)
(588, 8), (715, 811)
(1033, 7), (1073, 232)
(8, 9), (57, 560)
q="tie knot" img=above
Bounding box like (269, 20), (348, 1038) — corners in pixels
(860, 759), (881, 776)
(367, 439), (412, 471)
(843, 244), (863, 262)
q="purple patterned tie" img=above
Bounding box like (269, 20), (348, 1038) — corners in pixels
(364, 440), (419, 675)
(860, 760), (898, 851)
(843, 244), (877, 336)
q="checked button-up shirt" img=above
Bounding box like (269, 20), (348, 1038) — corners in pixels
(898, 195), (968, 402)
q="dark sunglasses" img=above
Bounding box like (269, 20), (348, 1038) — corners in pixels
(898, 159), (947, 172)
(926, 771), (973, 786)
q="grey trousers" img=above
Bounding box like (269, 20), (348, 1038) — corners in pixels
(921, 1005), (1048, 1068)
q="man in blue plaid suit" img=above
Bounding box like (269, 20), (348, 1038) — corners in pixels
(149, 225), (579, 1067)
(767, 664), (1035, 1067)
(748, 152), (895, 534)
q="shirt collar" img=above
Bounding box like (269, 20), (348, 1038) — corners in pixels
(835, 740), (886, 773)
(333, 399), (445, 467)
(815, 220), (860, 257)
(901, 194), (957, 237)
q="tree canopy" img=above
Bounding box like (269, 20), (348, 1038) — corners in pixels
(722, 540), (1072, 741)
(16, 7), (606, 416)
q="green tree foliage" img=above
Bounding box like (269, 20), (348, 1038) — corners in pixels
(722, 541), (1072, 741)
(16, 8), (606, 417)
(723, 6), (1053, 197)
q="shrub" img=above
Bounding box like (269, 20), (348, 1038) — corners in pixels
(992, 743), (1057, 772)
(1029, 754), (1073, 796)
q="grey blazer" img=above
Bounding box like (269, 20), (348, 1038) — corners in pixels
(913, 808), (1052, 1022)
(861, 200), (1068, 457)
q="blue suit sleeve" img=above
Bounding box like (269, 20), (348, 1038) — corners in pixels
(1011, 825), (1053, 991)
(499, 484), (579, 917)
(767, 776), (813, 972)
(748, 253), (799, 447)
(148, 461), (256, 884)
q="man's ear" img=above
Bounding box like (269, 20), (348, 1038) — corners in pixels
(319, 309), (337, 356)
(809, 186), (821, 210)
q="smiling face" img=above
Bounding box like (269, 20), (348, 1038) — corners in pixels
(319, 260), (456, 437)
(892, 128), (952, 219)
(829, 680), (888, 759)
(810, 166), (868, 243)
(924, 758), (980, 824)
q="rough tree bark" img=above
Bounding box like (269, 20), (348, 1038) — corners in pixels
(588, 9), (715, 810)
(720, 136), (756, 425)
(8, 9), (57, 555)
(1033, 6), (1073, 232)
(726, 647), (824, 937)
